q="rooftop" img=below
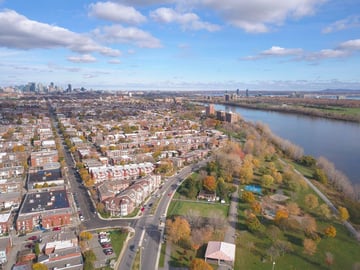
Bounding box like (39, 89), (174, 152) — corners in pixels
(20, 189), (70, 214)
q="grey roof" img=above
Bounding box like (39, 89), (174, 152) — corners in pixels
(20, 189), (70, 214)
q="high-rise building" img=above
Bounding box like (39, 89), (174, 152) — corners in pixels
(206, 104), (215, 116)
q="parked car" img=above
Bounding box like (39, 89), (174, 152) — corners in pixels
(27, 236), (37, 241)
(103, 248), (113, 255)
(101, 243), (112, 248)
(52, 226), (61, 231)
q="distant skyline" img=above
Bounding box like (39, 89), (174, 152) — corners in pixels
(0, 0), (359, 91)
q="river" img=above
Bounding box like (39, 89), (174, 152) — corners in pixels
(214, 104), (360, 185)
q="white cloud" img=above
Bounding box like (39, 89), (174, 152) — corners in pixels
(339, 39), (360, 51)
(93, 25), (162, 48)
(244, 46), (303, 60)
(89, 2), (146, 25)
(304, 49), (349, 61)
(261, 46), (303, 56)
(0, 9), (120, 57)
(322, 15), (360, 33)
(243, 41), (358, 62)
(67, 54), (97, 63)
(108, 59), (121, 64)
(150, 7), (220, 32)
(180, 0), (326, 33)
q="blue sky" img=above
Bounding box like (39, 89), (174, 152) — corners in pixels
(0, 0), (359, 91)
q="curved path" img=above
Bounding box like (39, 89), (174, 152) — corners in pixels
(281, 159), (360, 241)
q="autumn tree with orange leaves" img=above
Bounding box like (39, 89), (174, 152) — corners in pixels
(166, 217), (191, 244)
(189, 258), (212, 270)
(203, 175), (217, 192)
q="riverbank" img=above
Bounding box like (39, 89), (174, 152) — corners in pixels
(201, 97), (360, 123)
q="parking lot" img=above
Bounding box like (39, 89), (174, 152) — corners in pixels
(88, 231), (116, 268)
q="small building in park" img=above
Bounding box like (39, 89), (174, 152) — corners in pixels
(205, 241), (235, 266)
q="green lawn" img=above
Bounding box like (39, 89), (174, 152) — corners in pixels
(167, 200), (229, 218)
(234, 223), (360, 270)
(108, 229), (128, 257)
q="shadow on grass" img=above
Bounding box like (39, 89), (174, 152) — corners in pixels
(285, 232), (303, 247)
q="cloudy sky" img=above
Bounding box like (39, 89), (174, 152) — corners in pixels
(0, 0), (359, 91)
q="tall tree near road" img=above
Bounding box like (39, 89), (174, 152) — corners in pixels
(166, 216), (191, 244)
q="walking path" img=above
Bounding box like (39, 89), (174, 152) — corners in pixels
(281, 159), (360, 241)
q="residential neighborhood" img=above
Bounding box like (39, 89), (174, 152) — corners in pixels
(0, 91), (227, 269)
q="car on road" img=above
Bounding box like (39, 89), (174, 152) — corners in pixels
(52, 226), (61, 231)
(27, 236), (37, 241)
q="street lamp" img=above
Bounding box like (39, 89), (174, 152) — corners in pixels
(272, 261), (276, 270)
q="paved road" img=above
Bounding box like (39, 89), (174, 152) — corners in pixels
(118, 160), (208, 270)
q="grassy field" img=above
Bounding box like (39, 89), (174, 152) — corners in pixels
(167, 200), (229, 218)
(234, 222), (360, 270)
(108, 229), (128, 257)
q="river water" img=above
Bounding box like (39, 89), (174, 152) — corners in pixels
(214, 104), (360, 185)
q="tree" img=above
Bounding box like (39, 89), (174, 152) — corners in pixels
(324, 225), (337, 238)
(203, 175), (217, 192)
(166, 217), (191, 244)
(239, 159), (254, 184)
(32, 263), (48, 270)
(262, 174), (274, 188)
(304, 194), (319, 210)
(246, 215), (263, 232)
(80, 231), (93, 241)
(274, 209), (289, 224)
(241, 191), (255, 203)
(303, 238), (317, 256)
(189, 258), (212, 270)
(313, 168), (328, 184)
(338, 206), (350, 221)
(287, 202), (301, 216)
(266, 225), (282, 241)
(318, 203), (331, 219)
(251, 201), (262, 215)
(301, 215), (317, 235)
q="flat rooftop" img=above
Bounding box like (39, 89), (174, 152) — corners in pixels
(28, 168), (62, 183)
(20, 189), (70, 214)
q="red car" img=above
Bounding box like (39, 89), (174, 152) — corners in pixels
(53, 226), (61, 231)
(102, 243), (112, 248)
(27, 236), (37, 241)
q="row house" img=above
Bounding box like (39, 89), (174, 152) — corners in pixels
(0, 152), (26, 168)
(0, 212), (12, 234)
(0, 165), (24, 179)
(40, 246), (83, 270)
(0, 191), (22, 210)
(30, 150), (58, 167)
(38, 127), (53, 141)
(97, 179), (131, 201)
(102, 175), (161, 216)
(90, 162), (154, 184)
(0, 178), (23, 194)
